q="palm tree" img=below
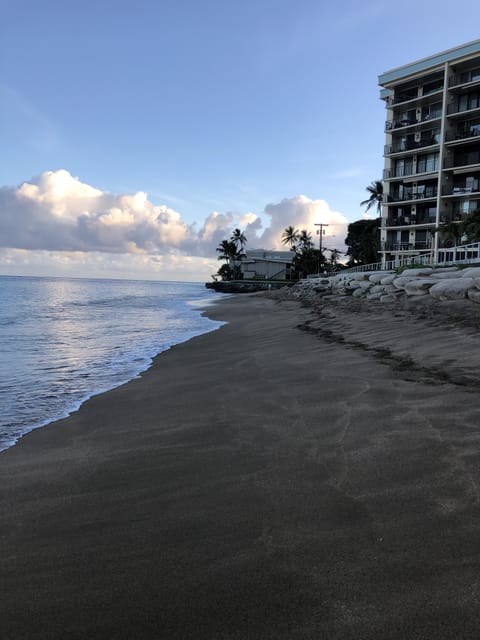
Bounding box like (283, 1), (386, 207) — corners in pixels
(297, 229), (314, 252)
(216, 238), (245, 280)
(230, 228), (247, 252)
(281, 225), (300, 251)
(361, 180), (383, 215)
(216, 239), (238, 263)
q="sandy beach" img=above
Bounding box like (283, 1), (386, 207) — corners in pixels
(2, 293), (480, 639)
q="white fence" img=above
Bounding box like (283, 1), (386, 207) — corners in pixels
(341, 241), (480, 275)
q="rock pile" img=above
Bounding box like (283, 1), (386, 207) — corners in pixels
(283, 266), (480, 305)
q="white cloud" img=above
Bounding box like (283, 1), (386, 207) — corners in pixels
(0, 171), (350, 279)
(257, 195), (349, 254)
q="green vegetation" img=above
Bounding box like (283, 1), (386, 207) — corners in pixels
(360, 180), (383, 216)
(344, 218), (381, 266)
(215, 229), (247, 280)
(437, 209), (480, 247)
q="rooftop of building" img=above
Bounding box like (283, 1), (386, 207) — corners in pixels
(378, 38), (480, 88)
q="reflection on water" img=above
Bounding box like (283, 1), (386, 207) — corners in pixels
(0, 276), (225, 451)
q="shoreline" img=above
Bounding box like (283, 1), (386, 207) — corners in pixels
(2, 294), (480, 638)
(0, 294), (226, 454)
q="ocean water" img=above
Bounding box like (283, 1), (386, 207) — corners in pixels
(0, 276), (226, 452)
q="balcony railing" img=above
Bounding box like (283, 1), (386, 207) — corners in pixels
(384, 138), (439, 155)
(384, 241), (431, 251)
(452, 200), (480, 216)
(449, 72), (480, 88)
(444, 150), (480, 169)
(445, 126), (480, 142)
(385, 113), (441, 131)
(388, 186), (438, 202)
(384, 167), (413, 179)
(447, 102), (480, 116)
(386, 214), (435, 227)
(441, 185), (480, 196)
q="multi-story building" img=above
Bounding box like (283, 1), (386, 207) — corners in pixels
(379, 39), (480, 266)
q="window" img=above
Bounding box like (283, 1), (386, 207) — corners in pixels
(460, 68), (480, 84)
(423, 80), (443, 95)
(417, 153), (439, 174)
(395, 158), (413, 177)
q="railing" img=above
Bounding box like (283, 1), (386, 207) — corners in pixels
(386, 215), (435, 227)
(444, 150), (480, 169)
(342, 241), (480, 274)
(385, 114), (441, 131)
(384, 167), (414, 179)
(384, 165), (438, 179)
(449, 73), (480, 88)
(441, 185), (479, 196)
(447, 102), (480, 116)
(445, 127), (480, 142)
(384, 242), (431, 251)
(384, 139), (439, 155)
(388, 187), (438, 202)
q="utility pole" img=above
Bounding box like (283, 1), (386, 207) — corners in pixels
(314, 223), (329, 274)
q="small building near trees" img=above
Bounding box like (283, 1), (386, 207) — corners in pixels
(240, 249), (294, 280)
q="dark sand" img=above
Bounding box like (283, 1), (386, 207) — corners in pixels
(2, 294), (480, 639)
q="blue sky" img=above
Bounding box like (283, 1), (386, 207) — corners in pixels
(1, 0), (480, 280)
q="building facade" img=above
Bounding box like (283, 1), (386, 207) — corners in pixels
(379, 40), (480, 266)
(240, 249), (294, 280)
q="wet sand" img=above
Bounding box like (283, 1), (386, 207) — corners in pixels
(2, 294), (480, 639)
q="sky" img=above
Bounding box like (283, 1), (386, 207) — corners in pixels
(1, 0), (480, 282)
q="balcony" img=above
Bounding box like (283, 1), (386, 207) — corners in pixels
(385, 113), (441, 131)
(388, 186), (438, 202)
(441, 184), (480, 196)
(452, 199), (480, 216)
(449, 70), (480, 89)
(444, 150), (480, 170)
(384, 241), (431, 251)
(446, 102), (480, 117)
(385, 85), (443, 107)
(384, 137), (439, 156)
(384, 167), (414, 180)
(445, 125), (480, 142)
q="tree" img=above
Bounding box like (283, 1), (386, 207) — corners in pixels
(231, 228), (247, 251)
(293, 248), (326, 278)
(216, 239), (239, 263)
(461, 209), (480, 242)
(438, 209), (480, 247)
(281, 225), (300, 252)
(361, 180), (383, 216)
(345, 218), (381, 265)
(215, 232), (247, 280)
(297, 229), (314, 252)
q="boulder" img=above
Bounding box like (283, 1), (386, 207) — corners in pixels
(369, 284), (386, 294)
(429, 278), (475, 300)
(404, 278), (437, 295)
(352, 287), (366, 298)
(392, 276), (416, 290)
(351, 273), (371, 281)
(405, 278), (438, 296)
(368, 272), (393, 284)
(461, 267), (480, 278)
(430, 271), (462, 279)
(397, 268), (433, 277)
(467, 289), (480, 304)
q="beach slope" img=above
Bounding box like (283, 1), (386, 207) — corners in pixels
(1, 295), (480, 639)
